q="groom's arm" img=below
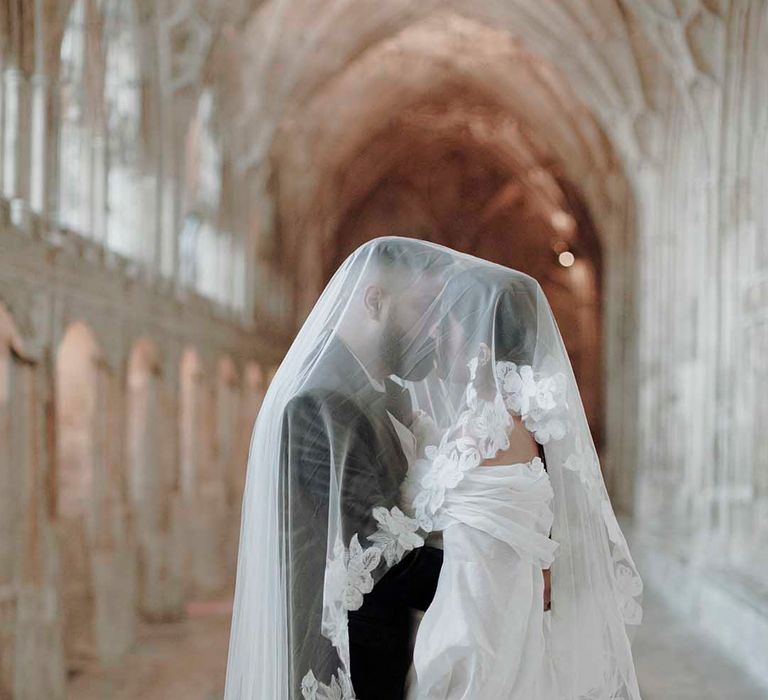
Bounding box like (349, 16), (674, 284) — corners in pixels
(283, 389), (401, 543)
(369, 544), (443, 612)
(284, 389), (443, 610)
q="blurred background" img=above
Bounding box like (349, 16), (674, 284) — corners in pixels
(0, 1), (766, 698)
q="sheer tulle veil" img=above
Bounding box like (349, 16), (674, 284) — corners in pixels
(223, 237), (643, 699)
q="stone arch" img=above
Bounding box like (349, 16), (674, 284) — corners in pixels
(53, 321), (136, 665)
(55, 323), (100, 519)
(54, 321), (103, 670)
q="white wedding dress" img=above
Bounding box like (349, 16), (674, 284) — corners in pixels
(402, 452), (560, 700)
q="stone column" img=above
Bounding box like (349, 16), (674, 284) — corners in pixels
(158, 368), (185, 618)
(0, 329), (17, 697)
(130, 359), (162, 618)
(191, 375), (226, 596)
(91, 359), (137, 662)
(14, 354), (66, 700)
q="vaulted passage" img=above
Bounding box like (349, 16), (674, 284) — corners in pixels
(0, 1), (767, 698)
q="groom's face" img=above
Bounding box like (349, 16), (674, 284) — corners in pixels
(380, 273), (445, 381)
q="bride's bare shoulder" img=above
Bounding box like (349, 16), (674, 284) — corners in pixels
(481, 416), (539, 467)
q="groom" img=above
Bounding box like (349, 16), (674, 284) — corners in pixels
(283, 239), (451, 699)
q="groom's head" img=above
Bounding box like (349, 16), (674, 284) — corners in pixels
(339, 238), (453, 381)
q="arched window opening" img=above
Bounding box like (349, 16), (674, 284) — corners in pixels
(55, 321), (102, 668)
(181, 88), (249, 311)
(103, 0), (146, 260)
(58, 0), (91, 235)
(58, 0), (150, 262)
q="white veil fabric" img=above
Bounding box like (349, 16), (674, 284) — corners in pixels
(223, 237), (643, 700)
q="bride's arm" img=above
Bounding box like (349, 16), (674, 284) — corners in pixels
(478, 417), (554, 611)
(537, 441), (553, 611)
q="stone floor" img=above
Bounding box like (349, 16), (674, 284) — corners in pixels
(68, 599), (230, 700)
(632, 587), (766, 699)
(68, 590), (767, 700)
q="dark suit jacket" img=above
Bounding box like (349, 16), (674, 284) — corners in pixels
(281, 335), (442, 689)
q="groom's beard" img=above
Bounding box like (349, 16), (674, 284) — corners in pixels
(381, 316), (436, 382)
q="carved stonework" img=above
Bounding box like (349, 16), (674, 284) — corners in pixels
(159, 1), (214, 94)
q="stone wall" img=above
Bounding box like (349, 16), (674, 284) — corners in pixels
(0, 221), (278, 697)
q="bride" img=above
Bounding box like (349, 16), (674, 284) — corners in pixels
(399, 265), (642, 698)
(223, 237), (643, 700)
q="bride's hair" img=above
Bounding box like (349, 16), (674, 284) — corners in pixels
(493, 286), (538, 365)
(439, 265), (538, 366)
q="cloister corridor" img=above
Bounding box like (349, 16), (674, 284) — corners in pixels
(1, 1), (767, 699)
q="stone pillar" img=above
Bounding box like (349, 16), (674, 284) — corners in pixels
(0, 308), (65, 698)
(91, 359), (137, 662)
(0, 328), (17, 698)
(130, 358), (162, 618)
(226, 363), (266, 582)
(14, 355), (66, 700)
(188, 373), (227, 597)
(129, 351), (186, 620)
(217, 363), (241, 581)
(179, 355), (201, 599)
(158, 369), (185, 617)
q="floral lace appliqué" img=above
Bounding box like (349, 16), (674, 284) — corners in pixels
(304, 505), (423, 695)
(614, 552), (643, 625)
(325, 534), (381, 612)
(367, 506), (425, 566)
(562, 435), (643, 625)
(406, 357), (572, 533)
(301, 668), (355, 700)
(411, 435), (482, 530)
(495, 361), (569, 444)
(303, 356), (590, 695)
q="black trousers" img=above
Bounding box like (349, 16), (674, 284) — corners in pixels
(350, 634), (410, 700)
(347, 545), (443, 699)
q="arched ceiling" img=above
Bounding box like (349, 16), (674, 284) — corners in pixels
(221, 0), (677, 306)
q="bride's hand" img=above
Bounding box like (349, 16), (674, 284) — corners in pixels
(543, 569), (551, 611)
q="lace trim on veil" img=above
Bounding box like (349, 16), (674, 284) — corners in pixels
(300, 356), (641, 698)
